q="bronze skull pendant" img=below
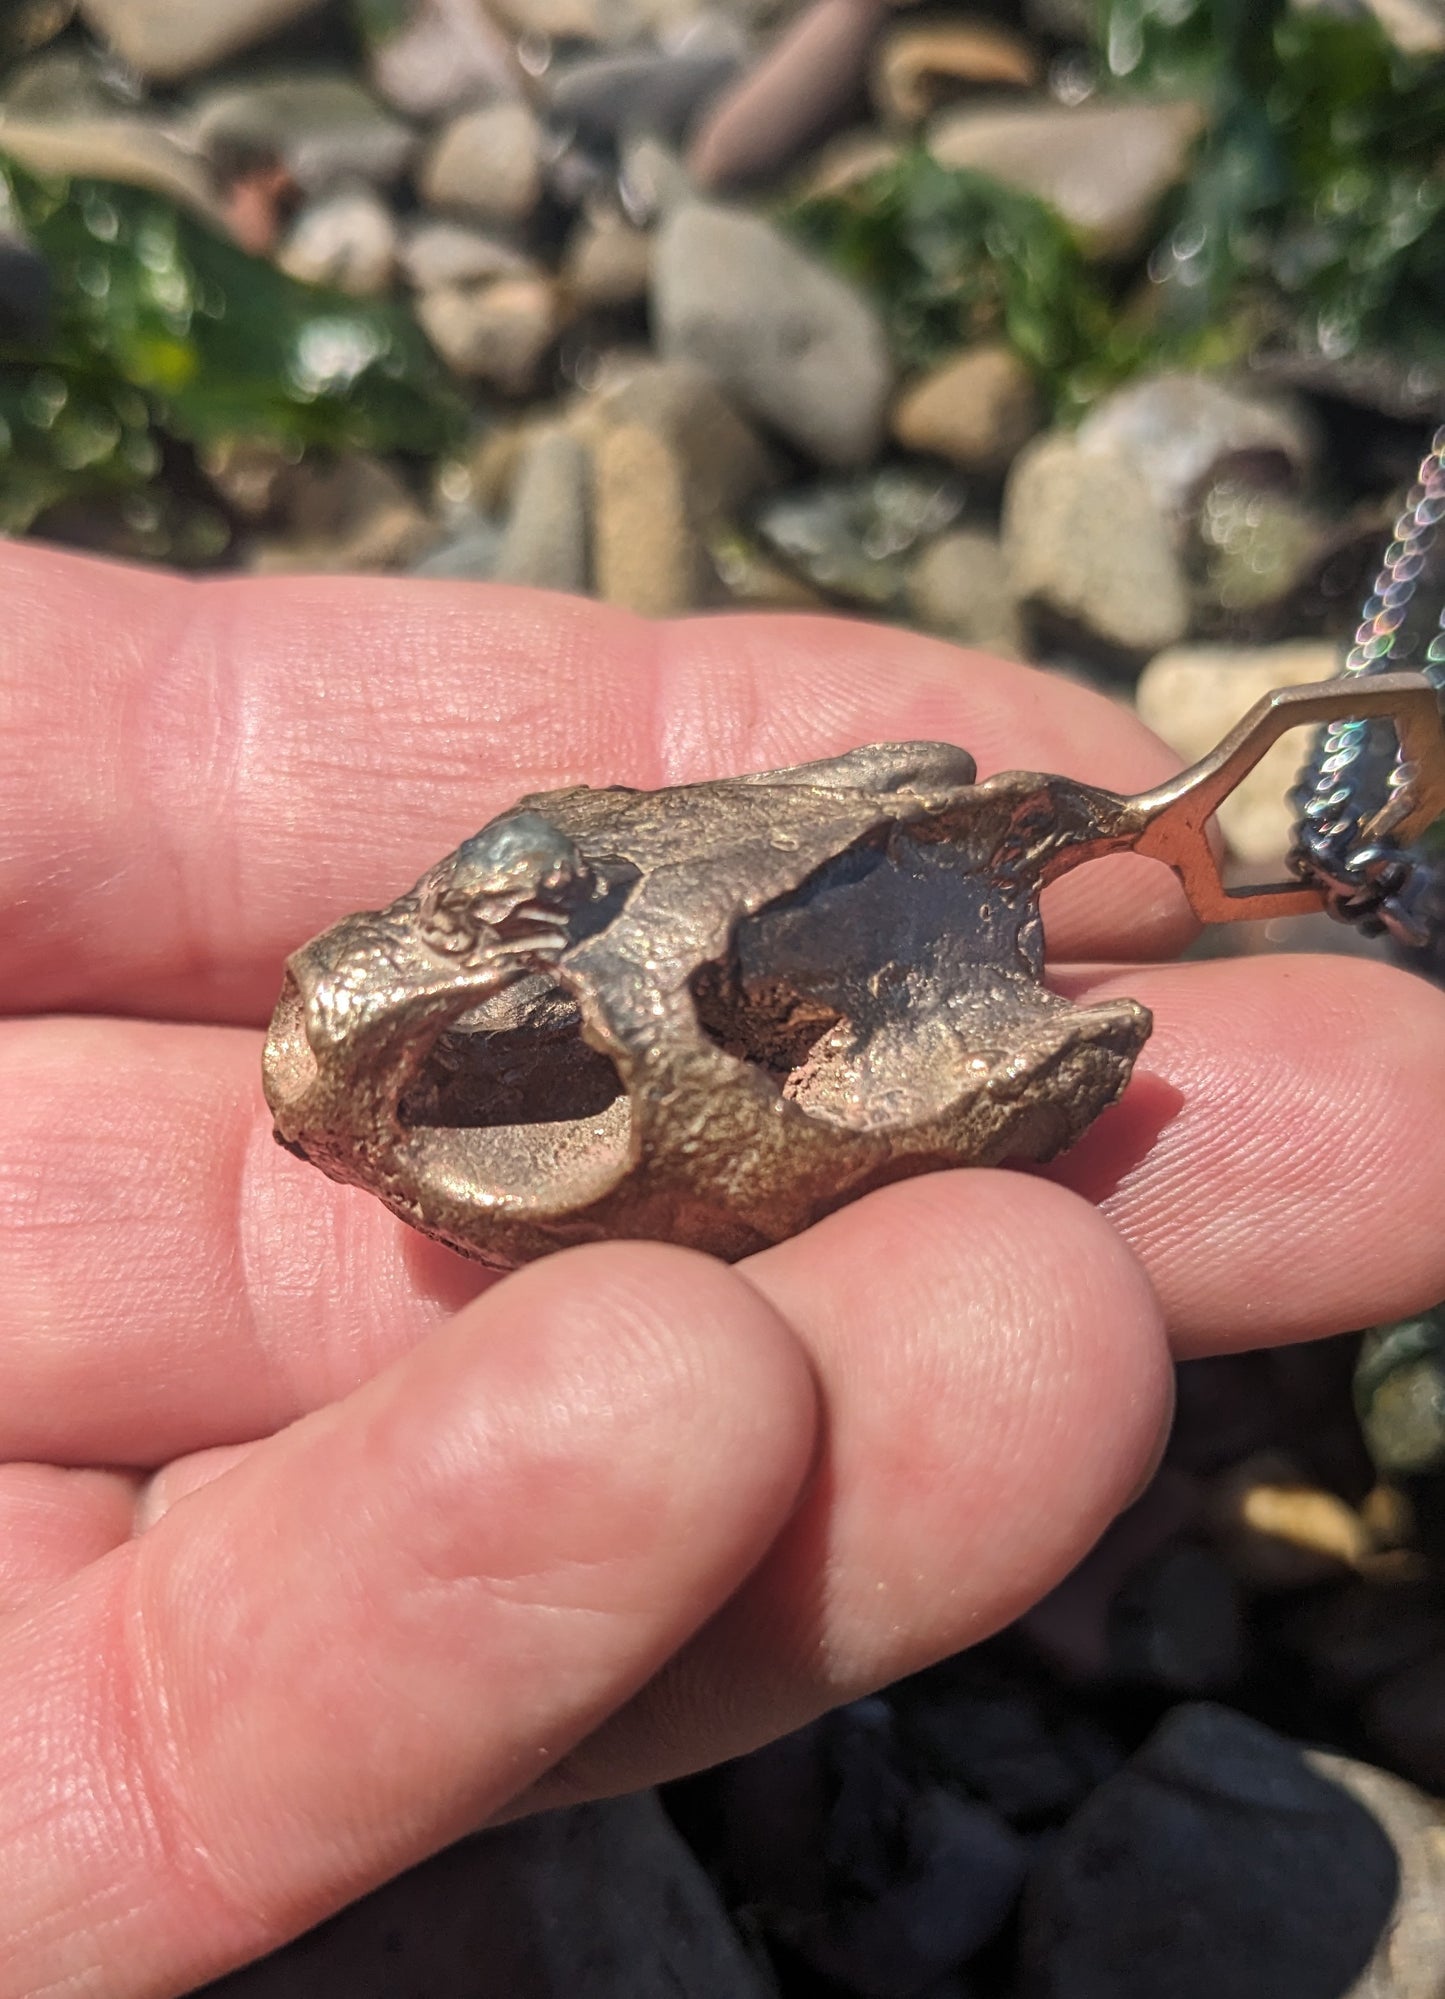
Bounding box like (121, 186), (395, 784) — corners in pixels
(262, 676), (1445, 1269)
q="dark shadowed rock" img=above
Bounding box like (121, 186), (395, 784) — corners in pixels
(197, 1793), (772, 1996)
(0, 224), (50, 341)
(1020, 1704), (1407, 1999)
(715, 1700), (1028, 1996)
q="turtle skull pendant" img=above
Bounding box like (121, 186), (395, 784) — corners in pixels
(263, 674), (1445, 1269)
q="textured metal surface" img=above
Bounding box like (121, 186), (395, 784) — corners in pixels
(265, 685), (1445, 1269)
(1290, 427), (1445, 953)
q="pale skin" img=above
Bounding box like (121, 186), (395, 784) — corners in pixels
(4, 540), (1445, 1998)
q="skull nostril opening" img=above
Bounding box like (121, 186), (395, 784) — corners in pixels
(263, 970), (319, 1107)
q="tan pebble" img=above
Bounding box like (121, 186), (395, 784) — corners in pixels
(466, 424), (538, 513)
(1211, 1451), (1371, 1590)
(873, 20), (1038, 126)
(800, 128), (901, 199)
(419, 102), (543, 225)
(1136, 641), (1342, 866)
(416, 274), (559, 395)
(929, 98), (1206, 261)
(78, 0), (323, 80)
(592, 421), (708, 615)
(1361, 1483), (1417, 1551)
(564, 214), (654, 308)
(1003, 430), (1189, 658)
(892, 345), (1041, 475)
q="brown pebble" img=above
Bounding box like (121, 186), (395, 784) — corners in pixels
(892, 344), (1041, 476)
(688, 0), (887, 192)
(872, 20), (1038, 126)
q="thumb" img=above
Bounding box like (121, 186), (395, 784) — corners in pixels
(0, 1243), (816, 1999)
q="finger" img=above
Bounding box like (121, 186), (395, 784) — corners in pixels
(6, 950), (1442, 1465)
(0, 1465), (138, 1617)
(507, 1170), (1173, 1808)
(135, 1444), (255, 1532)
(0, 542), (1189, 1026)
(0, 1017), (491, 1464)
(1044, 953), (1445, 1356)
(0, 1244), (816, 1999)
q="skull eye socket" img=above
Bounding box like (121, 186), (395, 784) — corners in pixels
(396, 973), (633, 1215)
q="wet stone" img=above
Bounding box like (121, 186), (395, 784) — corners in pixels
(653, 200), (894, 465)
(277, 185), (397, 296)
(929, 97), (1206, 261)
(190, 74), (417, 194)
(78, 0), (326, 80)
(363, 0), (519, 120)
(687, 0), (886, 191)
(1002, 430), (1190, 663)
(755, 466), (962, 606)
(419, 101), (545, 225)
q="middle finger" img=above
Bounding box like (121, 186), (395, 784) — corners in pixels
(2, 949), (1444, 1465)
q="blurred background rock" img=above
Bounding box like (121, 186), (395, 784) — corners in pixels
(7, 2), (1445, 1994)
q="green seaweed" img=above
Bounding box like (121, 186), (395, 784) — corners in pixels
(1100, 0), (1445, 368)
(788, 0), (1445, 412)
(0, 157), (465, 551)
(785, 153), (1164, 415)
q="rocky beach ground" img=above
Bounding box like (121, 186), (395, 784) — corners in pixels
(5, 0), (1445, 1993)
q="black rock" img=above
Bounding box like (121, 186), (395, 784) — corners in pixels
(714, 1699), (1028, 1998)
(196, 1792), (771, 1997)
(1019, 1703), (1401, 1999)
(547, 48), (741, 150)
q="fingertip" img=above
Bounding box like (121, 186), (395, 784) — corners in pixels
(747, 1166), (1174, 1647)
(458, 1240), (820, 1538)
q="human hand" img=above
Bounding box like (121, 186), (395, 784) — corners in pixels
(4, 542), (1444, 1998)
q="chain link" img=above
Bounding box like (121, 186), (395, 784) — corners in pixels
(1288, 427), (1445, 951)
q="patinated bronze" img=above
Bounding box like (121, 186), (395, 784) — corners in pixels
(264, 673), (1445, 1269)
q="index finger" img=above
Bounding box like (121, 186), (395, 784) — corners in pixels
(0, 542), (1191, 1026)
